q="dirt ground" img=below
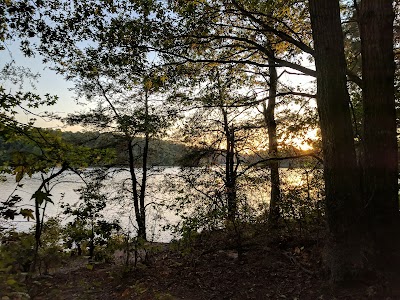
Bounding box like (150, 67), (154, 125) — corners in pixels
(27, 227), (400, 300)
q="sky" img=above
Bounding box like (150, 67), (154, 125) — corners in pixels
(1, 38), (317, 136)
(1, 41), (84, 131)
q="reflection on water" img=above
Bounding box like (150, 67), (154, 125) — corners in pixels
(0, 167), (323, 242)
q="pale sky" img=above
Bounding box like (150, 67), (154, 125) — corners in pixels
(1, 41), (84, 131)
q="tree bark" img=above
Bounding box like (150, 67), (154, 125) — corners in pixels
(226, 124), (237, 222)
(128, 140), (146, 240)
(263, 58), (281, 228)
(308, 0), (364, 281)
(89, 219), (95, 258)
(220, 98), (237, 222)
(359, 0), (399, 266)
(138, 89), (150, 241)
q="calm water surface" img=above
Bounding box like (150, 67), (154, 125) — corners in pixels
(0, 167), (315, 242)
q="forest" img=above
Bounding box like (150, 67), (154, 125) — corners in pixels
(0, 131), (192, 166)
(0, 0), (399, 299)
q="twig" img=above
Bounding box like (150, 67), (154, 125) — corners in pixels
(282, 251), (314, 275)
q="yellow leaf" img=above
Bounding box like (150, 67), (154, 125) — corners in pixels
(6, 278), (17, 286)
(144, 80), (153, 90)
(20, 208), (35, 221)
(15, 170), (24, 182)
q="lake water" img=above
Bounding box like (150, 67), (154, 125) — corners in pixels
(0, 167), (322, 242)
(1, 168), (183, 242)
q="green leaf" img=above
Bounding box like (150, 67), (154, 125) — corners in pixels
(31, 190), (52, 206)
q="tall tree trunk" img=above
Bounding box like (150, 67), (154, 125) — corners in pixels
(138, 89), (150, 241)
(221, 105), (237, 222)
(309, 0), (364, 281)
(101, 80), (147, 240)
(226, 125), (237, 222)
(359, 0), (399, 267)
(263, 58), (281, 228)
(218, 73), (238, 222)
(128, 140), (144, 240)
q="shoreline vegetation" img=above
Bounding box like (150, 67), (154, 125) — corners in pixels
(3, 224), (400, 300)
(0, 130), (320, 169)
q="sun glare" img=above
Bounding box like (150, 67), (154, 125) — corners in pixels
(291, 137), (314, 151)
(290, 129), (319, 151)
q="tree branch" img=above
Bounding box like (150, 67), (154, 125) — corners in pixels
(238, 153), (323, 178)
(230, 0), (314, 55)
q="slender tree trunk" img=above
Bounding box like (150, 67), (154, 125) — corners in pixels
(30, 167), (67, 274)
(138, 89), (150, 241)
(222, 108), (237, 222)
(309, 0), (364, 281)
(100, 80), (148, 240)
(138, 136), (148, 240)
(263, 59), (281, 228)
(89, 218), (95, 258)
(359, 0), (399, 267)
(128, 140), (144, 240)
(218, 75), (237, 223)
(227, 125), (237, 222)
(32, 195), (41, 272)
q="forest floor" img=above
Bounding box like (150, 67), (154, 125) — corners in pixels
(27, 225), (400, 300)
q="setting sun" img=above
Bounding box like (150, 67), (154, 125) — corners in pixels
(290, 128), (320, 151)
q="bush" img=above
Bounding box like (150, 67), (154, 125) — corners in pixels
(0, 230), (34, 297)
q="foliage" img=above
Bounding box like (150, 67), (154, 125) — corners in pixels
(164, 167), (269, 239)
(279, 167), (325, 235)
(0, 230), (33, 298)
(61, 181), (120, 259)
(0, 128), (115, 223)
(36, 217), (66, 274)
(0, 60), (59, 129)
(0, 130), (189, 167)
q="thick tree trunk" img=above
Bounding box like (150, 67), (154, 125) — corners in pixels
(309, 0), (364, 281)
(359, 0), (399, 266)
(263, 59), (281, 228)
